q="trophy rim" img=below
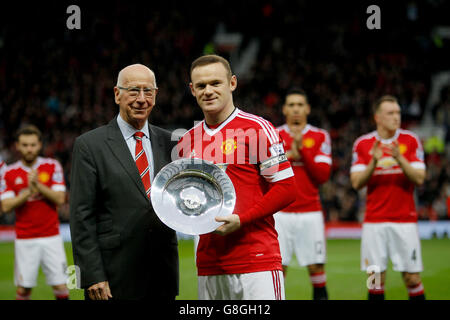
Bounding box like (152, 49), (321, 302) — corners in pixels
(150, 158), (236, 235)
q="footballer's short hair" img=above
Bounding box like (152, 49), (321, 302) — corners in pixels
(16, 124), (42, 141)
(285, 87), (309, 104)
(190, 54), (233, 80)
(372, 95), (398, 114)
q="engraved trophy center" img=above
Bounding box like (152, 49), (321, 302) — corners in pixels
(180, 187), (206, 212)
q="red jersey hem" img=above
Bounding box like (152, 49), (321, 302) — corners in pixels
(15, 230), (60, 239)
(198, 261), (282, 276)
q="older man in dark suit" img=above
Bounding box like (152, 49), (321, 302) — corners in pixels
(69, 64), (179, 300)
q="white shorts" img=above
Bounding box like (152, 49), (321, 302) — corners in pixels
(274, 211), (326, 267)
(198, 270), (284, 300)
(14, 234), (68, 288)
(361, 223), (423, 273)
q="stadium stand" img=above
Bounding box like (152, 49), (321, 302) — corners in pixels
(0, 0), (448, 227)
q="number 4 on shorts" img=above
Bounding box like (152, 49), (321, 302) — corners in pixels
(411, 249), (416, 262)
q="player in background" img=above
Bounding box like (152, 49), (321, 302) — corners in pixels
(274, 88), (332, 300)
(0, 125), (69, 300)
(350, 95), (426, 300)
(178, 54), (296, 300)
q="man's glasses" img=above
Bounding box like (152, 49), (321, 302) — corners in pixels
(117, 86), (158, 98)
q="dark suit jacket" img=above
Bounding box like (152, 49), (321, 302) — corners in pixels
(69, 117), (179, 300)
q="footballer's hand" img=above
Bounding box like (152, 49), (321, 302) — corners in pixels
(27, 170), (39, 194)
(386, 140), (401, 160)
(371, 140), (383, 162)
(289, 131), (303, 161)
(27, 170), (38, 186)
(293, 131), (303, 145)
(87, 281), (113, 300)
(214, 214), (241, 236)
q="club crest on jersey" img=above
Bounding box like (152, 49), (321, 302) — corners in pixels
(38, 172), (50, 183)
(222, 139), (237, 155)
(303, 138), (315, 148)
(399, 144), (407, 155)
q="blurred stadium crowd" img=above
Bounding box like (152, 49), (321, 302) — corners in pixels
(0, 1), (449, 224)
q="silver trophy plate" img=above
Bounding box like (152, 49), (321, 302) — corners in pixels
(150, 158), (236, 235)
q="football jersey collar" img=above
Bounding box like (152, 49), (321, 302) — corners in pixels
(375, 129), (400, 144)
(203, 107), (239, 136)
(284, 123), (310, 136)
(19, 156), (43, 172)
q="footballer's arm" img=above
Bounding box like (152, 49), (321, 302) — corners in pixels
(386, 141), (425, 186)
(394, 155), (425, 185)
(34, 183), (66, 206)
(351, 141), (382, 190)
(1, 188), (33, 213)
(28, 170), (65, 206)
(215, 176), (296, 236)
(350, 158), (377, 190)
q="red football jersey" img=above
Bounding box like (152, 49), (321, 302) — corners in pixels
(351, 129), (425, 223)
(277, 124), (332, 213)
(178, 108), (294, 276)
(0, 157), (66, 239)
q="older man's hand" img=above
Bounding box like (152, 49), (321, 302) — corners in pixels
(87, 281), (113, 300)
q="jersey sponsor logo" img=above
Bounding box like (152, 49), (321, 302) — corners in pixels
(376, 156), (398, 169)
(303, 138), (315, 148)
(221, 139), (237, 155)
(373, 167), (403, 175)
(38, 171), (50, 183)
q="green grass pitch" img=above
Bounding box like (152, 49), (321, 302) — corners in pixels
(0, 239), (448, 300)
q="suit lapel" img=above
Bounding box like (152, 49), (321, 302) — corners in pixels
(105, 118), (148, 199)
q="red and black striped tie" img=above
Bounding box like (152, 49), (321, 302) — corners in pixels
(134, 132), (151, 198)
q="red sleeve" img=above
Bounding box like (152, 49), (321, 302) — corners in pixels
(238, 176), (296, 226)
(299, 149), (331, 185)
